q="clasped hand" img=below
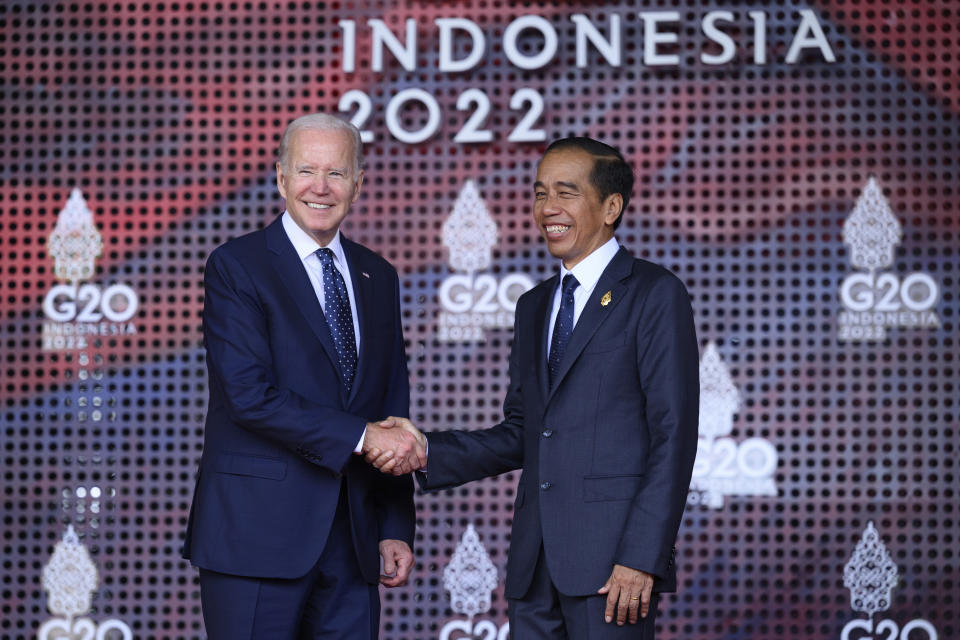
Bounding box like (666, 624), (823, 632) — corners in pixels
(361, 417), (426, 475)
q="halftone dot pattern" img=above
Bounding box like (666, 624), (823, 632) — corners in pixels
(1, 2), (958, 639)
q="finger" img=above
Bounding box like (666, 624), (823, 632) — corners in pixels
(597, 577), (612, 595)
(395, 553), (414, 584)
(628, 593), (640, 625)
(414, 444), (428, 469)
(604, 583), (618, 623)
(640, 581), (653, 618)
(368, 449), (393, 466)
(380, 573), (403, 587)
(394, 456), (415, 475)
(616, 587), (630, 625)
(379, 455), (398, 474)
(370, 451), (395, 469)
(382, 549), (397, 576)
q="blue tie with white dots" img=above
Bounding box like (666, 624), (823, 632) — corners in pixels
(316, 248), (357, 391)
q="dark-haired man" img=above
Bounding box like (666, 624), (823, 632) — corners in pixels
(371, 137), (699, 638)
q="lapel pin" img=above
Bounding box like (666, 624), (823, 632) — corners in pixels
(600, 291), (612, 307)
(361, 272), (370, 278)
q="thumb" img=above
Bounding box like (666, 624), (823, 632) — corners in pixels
(597, 577), (613, 594)
(379, 416), (399, 428)
(382, 549), (397, 574)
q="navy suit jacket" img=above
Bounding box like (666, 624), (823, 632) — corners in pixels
(420, 247), (699, 598)
(183, 216), (414, 583)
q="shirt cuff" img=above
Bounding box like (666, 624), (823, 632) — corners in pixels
(354, 426), (366, 454)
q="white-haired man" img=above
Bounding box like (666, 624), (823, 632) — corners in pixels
(183, 114), (425, 638)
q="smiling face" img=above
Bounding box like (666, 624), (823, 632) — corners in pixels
(276, 127), (364, 246)
(533, 148), (622, 269)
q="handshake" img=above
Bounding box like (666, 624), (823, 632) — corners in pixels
(361, 417), (427, 475)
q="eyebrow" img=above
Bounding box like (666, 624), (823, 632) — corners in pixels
(295, 164), (348, 173)
(533, 180), (581, 191)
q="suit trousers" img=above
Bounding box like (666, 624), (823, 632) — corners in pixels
(198, 482), (379, 640)
(508, 546), (658, 640)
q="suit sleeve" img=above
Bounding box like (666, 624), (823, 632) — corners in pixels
(417, 299), (528, 491)
(371, 269), (416, 544)
(203, 247), (367, 474)
(615, 274), (699, 578)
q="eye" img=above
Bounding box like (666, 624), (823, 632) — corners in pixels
(330, 170), (345, 178)
(534, 190), (546, 199)
(298, 169), (313, 176)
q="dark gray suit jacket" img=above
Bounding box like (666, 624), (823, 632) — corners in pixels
(420, 247), (699, 598)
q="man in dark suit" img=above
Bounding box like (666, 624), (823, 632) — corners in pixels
(370, 137), (699, 638)
(183, 114), (426, 638)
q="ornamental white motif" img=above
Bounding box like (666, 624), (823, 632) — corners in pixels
(38, 524), (134, 639)
(842, 177), (902, 273)
(48, 188), (103, 283)
(843, 521), (899, 617)
(443, 524), (499, 618)
(698, 342), (740, 440)
(442, 180), (498, 274)
(41, 525), (98, 620)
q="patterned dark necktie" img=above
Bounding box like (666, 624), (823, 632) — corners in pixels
(316, 248), (357, 391)
(548, 274), (579, 387)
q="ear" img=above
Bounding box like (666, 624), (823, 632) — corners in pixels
(603, 193), (623, 226)
(276, 162), (288, 200)
(352, 169), (365, 203)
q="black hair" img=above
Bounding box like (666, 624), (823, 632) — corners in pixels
(543, 137), (635, 229)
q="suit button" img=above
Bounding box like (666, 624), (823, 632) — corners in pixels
(540, 481), (552, 491)
(542, 429), (553, 438)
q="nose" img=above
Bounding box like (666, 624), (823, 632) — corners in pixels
(310, 175), (330, 194)
(541, 192), (562, 215)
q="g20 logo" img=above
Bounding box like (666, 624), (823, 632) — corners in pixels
(440, 619), (509, 640)
(43, 283), (139, 323)
(691, 437), (778, 481)
(841, 618), (936, 640)
(839, 272), (938, 313)
(438, 274), (535, 314)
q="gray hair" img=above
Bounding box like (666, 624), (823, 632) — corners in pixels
(277, 114), (363, 173)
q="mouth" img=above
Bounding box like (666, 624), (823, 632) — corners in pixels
(306, 202), (333, 210)
(544, 224), (571, 235)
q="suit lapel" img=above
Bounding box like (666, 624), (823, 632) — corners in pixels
(342, 236), (371, 405)
(533, 275), (557, 401)
(545, 247), (633, 405)
(265, 218), (347, 392)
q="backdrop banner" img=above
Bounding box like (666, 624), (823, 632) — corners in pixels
(1, 2), (956, 639)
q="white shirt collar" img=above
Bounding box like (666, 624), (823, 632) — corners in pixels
(281, 211), (348, 266)
(559, 236), (620, 293)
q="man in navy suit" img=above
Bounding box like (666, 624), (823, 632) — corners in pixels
(183, 114), (426, 638)
(371, 137), (699, 638)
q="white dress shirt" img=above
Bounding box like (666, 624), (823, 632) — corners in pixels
(547, 236), (620, 356)
(282, 212), (366, 451)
